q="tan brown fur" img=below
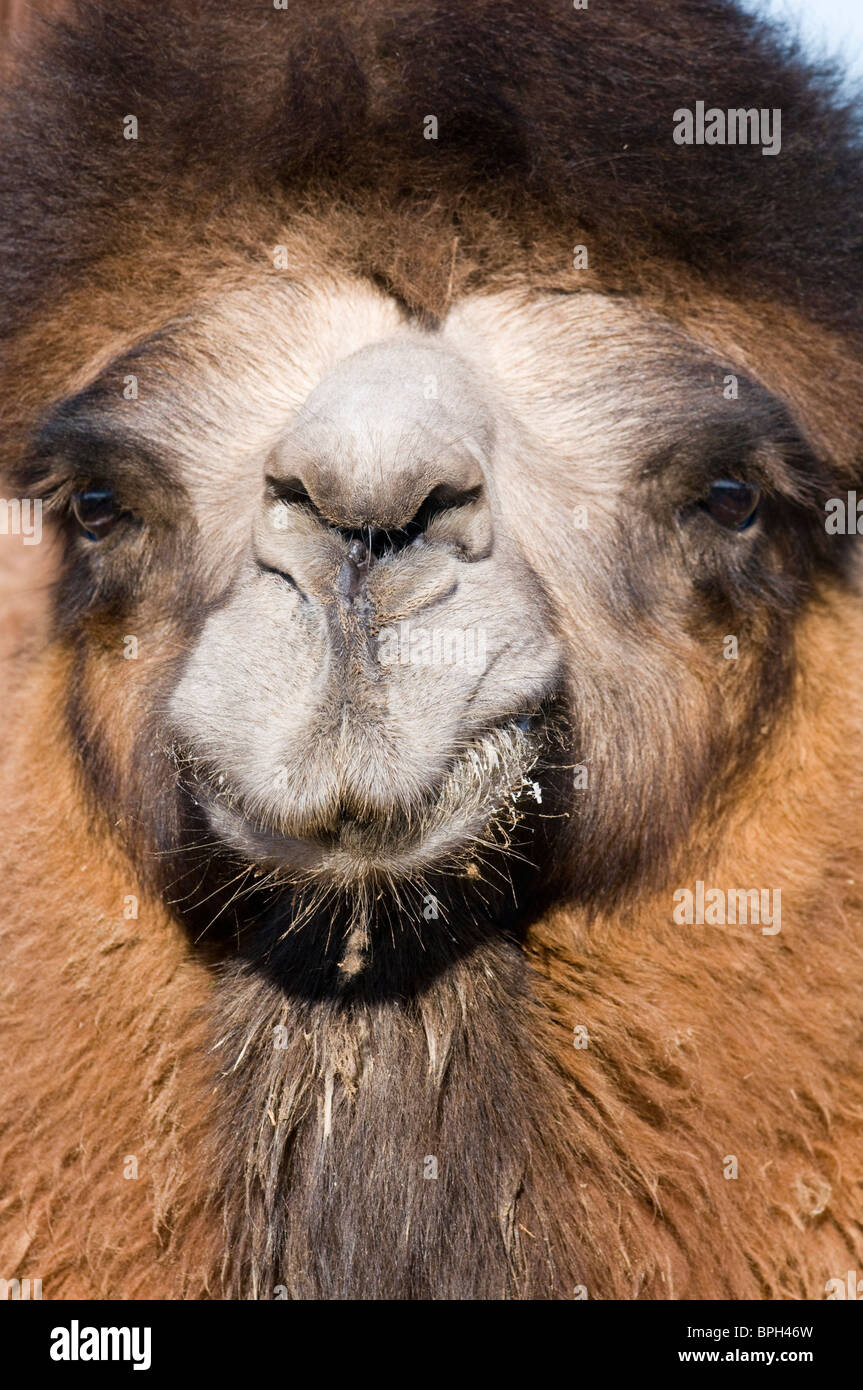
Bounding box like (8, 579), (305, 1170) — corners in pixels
(0, 652), (218, 1298)
(530, 586), (863, 1296)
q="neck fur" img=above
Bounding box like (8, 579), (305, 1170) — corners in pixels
(209, 899), (588, 1299)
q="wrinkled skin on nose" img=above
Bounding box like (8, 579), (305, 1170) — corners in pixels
(252, 336), (502, 642)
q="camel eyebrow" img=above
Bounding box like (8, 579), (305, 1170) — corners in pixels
(25, 313), (197, 474)
(20, 392), (185, 515)
(640, 387), (827, 495)
(29, 408), (160, 476)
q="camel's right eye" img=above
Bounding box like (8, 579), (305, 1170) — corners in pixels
(700, 479), (761, 531)
(71, 488), (120, 541)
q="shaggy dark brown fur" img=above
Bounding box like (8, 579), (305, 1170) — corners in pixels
(1, 0), (863, 1301)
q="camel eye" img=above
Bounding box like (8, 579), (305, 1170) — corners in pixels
(71, 488), (120, 541)
(701, 479), (761, 531)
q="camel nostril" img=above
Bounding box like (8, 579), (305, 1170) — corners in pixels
(400, 483), (483, 542)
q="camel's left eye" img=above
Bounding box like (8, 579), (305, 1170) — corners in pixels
(701, 479), (761, 531)
(71, 488), (120, 541)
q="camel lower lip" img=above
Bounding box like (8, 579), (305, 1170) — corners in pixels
(182, 716), (549, 883)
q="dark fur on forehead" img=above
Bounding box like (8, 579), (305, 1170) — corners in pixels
(0, 0), (861, 334)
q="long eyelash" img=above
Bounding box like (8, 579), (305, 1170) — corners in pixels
(25, 470), (121, 523)
(28, 477), (78, 514)
(12, 457), (81, 509)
